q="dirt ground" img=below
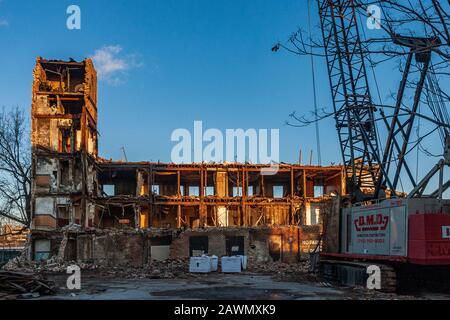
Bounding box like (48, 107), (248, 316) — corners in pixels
(3, 257), (450, 300)
(28, 271), (450, 300)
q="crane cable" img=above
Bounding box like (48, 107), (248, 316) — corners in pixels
(307, 0), (322, 166)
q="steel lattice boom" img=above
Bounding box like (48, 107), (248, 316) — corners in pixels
(318, 0), (382, 200)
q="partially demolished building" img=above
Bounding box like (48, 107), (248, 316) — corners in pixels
(30, 58), (345, 266)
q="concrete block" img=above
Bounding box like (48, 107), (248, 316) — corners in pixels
(210, 255), (218, 272)
(221, 256), (242, 273)
(236, 255), (248, 270)
(189, 256), (211, 273)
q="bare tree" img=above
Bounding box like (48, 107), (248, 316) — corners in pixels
(274, 1), (450, 67)
(0, 106), (31, 227)
(360, 0), (450, 59)
(274, 0), (449, 138)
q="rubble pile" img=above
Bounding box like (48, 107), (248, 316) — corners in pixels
(100, 258), (191, 279)
(248, 259), (311, 275)
(2, 255), (100, 273)
(3, 255), (192, 280)
(144, 258), (190, 278)
(0, 270), (56, 299)
(3, 254), (315, 277)
(246, 259), (319, 282)
(2, 251), (32, 272)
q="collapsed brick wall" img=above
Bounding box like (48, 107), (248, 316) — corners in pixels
(322, 196), (341, 253)
(77, 231), (145, 267)
(169, 228), (250, 259)
(263, 226), (299, 263)
(247, 231), (271, 264)
(247, 226), (305, 264)
(33, 225), (323, 267)
(169, 226), (316, 264)
(298, 225), (322, 254)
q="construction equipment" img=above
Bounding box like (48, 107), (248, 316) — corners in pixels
(311, 0), (450, 292)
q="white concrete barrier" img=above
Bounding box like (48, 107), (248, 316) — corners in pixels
(236, 255), (248, 270)
(221, 256), (242, 273)
(210, 255), (218, 272)
(189, 256), (211, 273)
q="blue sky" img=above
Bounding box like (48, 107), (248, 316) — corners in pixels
(0, 0), (447, 193)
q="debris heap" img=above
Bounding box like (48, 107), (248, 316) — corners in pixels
(0, 270), (56, 299)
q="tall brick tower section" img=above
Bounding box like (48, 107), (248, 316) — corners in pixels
(31, 58), (98, 235)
